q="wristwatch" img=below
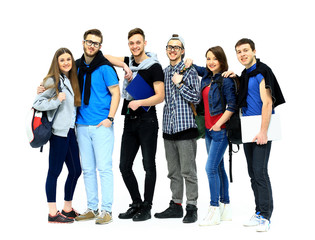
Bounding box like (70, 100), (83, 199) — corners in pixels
(107, 117), (114, 122)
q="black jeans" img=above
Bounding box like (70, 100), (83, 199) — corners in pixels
(243, 141), (273, 220)
(119, 114), (159, 205)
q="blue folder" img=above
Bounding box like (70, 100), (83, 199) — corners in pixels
(126, 73), (155, 112)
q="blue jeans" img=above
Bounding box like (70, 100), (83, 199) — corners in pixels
(77, 124), (114, 212)
(205, 128), (230, 207)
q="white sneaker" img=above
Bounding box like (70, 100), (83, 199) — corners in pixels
(256, 217), (270, 232)
(199, 206), (220, 226)
(243, 212), (261, 227)
(219, 203), (232, 221)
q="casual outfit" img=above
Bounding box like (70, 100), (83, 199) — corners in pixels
(194, 65), (237, 226)
(75, 51), (119, 224)
(33, 75), (82, 224)
(238, 59), (285, 231)
(118, 53), (164, 221)
(154, 61), (200, 223)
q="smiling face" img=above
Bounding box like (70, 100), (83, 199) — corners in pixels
(166, 39), (185, 66)
(58, 53), (72, 76)
(206, 51), (221, 75)
(128, 33), (146, 58)
(236, 43), (256, 69)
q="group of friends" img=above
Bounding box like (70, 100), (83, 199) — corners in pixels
(33, 27), (285, 232)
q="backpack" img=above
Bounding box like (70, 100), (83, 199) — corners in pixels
(212, 76), (241, 182)
(26, 82), (61, 152)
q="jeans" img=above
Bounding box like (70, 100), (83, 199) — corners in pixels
(205, 128), (230, 207)
(76, 124), (114, 212)
(46, 128), (82, 202)
(164, 139), (198, 206)
(119, 115), (159, 205)
(243, 141), (273, 220)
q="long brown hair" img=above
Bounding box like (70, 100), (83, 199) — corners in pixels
(205, 46), (229, 73)
(43, 48), (81, 106)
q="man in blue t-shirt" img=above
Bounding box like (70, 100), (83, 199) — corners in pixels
(75, 29), (120, 225)
(235, 38), (285, 232)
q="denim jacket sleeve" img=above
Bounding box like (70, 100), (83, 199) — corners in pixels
(193, 64), (208, 78)
(222, 77), (237, 113)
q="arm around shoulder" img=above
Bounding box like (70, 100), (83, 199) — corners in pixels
(105, 55), (132, 81)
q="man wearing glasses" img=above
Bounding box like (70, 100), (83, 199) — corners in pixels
(154, 34), (200, 223)
(74, 29), (120, 225)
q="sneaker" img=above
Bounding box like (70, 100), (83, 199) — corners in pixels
(133, 202), (151, 222)
(118, 203), (141, 219)
(219, 203), (232, 221)
(243, 212), (261, 227)
(61, 208), (80, 219)
(183, 204), (198, 223)
(95, 210), (113, 225)
(48, 211), (74, 224)
(154, 200), (183, 218)
(256, 216), (270, 232)
(199, 206), (220, 226)
(75, 208), (99, 221)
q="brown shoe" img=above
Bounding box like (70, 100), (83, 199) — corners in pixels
(95, 210), (113, 225)
(75, 209), (99, 221)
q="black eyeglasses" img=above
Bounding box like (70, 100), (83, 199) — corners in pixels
(166, 45), (183, 52)
(84, 40), (101, 48)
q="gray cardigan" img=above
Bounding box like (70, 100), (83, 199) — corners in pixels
(33, 75), (76, 137)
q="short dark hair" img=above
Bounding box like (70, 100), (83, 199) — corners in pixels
(235, 38), (255, 51)
(84, 29), (103, 44)
(205, 46), (228, 72)
(128, 28), (145, 40)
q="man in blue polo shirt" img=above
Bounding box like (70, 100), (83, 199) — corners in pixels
(75, 29), (120, 225)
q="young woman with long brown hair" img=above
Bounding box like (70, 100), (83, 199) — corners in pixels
(186, 46), (237, 226)
(33, 48), (82, 223)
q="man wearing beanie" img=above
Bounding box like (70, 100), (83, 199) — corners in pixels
(154, 34), (200, 223)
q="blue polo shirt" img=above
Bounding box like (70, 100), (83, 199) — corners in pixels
(76, 65), (119, 125)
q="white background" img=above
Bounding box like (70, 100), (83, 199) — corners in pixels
(1, 0), (314, 239)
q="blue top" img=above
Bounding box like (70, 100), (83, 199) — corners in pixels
(76, 64), (119, 125)
(242, 63), (274, 116)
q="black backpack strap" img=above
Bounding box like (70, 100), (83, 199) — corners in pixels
(228, 143), (233, 182)
(228, 142), (240, 183)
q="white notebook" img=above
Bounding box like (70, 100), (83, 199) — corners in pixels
(240, 114), (282, 143)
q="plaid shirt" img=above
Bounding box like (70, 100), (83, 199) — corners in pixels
(163, 61), (200, 135)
